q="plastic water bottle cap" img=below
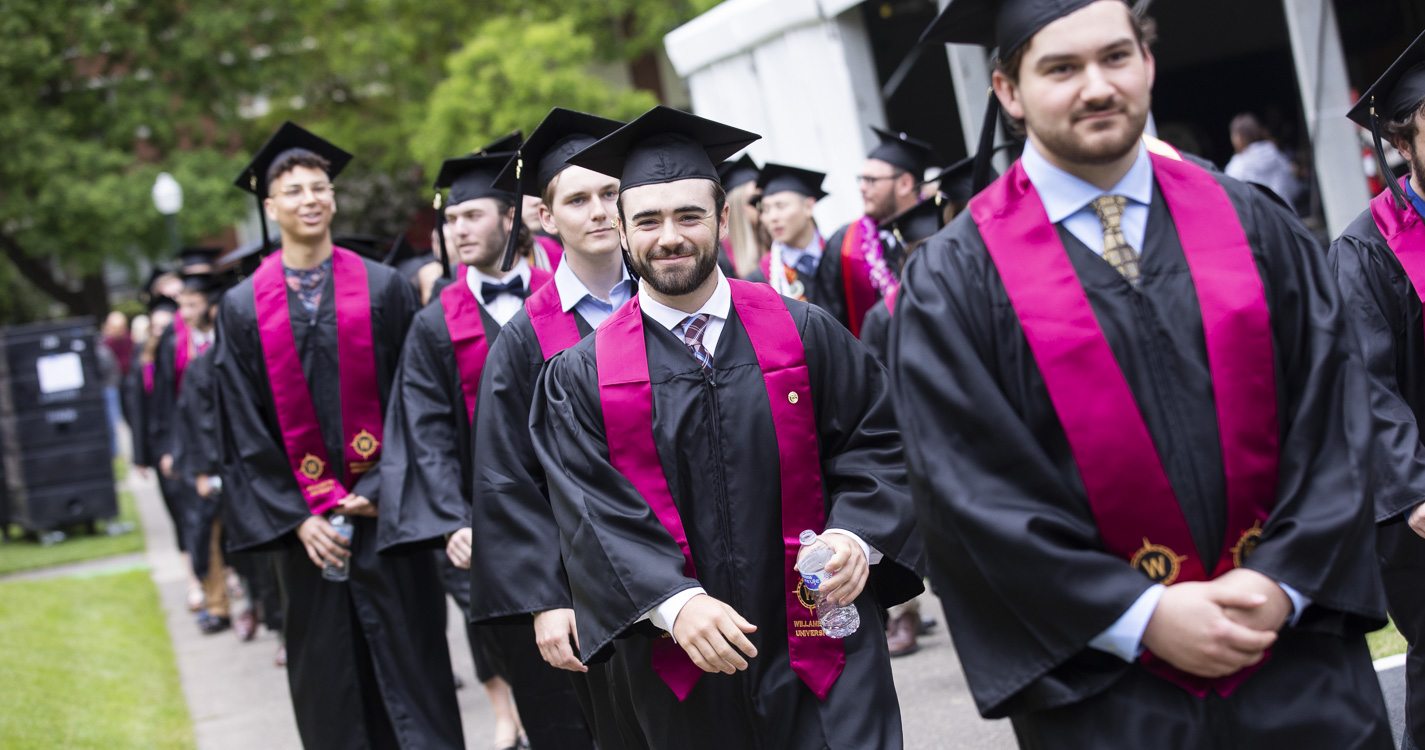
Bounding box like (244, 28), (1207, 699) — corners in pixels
(799, 530), (817, 546)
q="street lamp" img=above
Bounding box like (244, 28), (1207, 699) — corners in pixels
(151, 172), (183, 255)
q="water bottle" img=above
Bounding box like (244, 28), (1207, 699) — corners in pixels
(323, 515), (354, 582)
(797, 529), (860, 638)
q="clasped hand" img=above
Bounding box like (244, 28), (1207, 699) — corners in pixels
(1141, 568), (1292, 678)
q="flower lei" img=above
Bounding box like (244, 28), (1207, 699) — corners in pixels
(859, 215), (897, 296)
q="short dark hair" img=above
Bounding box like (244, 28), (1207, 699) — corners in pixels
(1230, 113), (1271, 145)
(616, 179), (727, 229)
(995, 8), (1157, 83)
(1384, 98), (1425, 155)
(265, 148), (332, 194)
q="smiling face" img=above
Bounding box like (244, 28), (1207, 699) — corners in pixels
(540, 166), (621, 259)
(618, 178), (728, 298)
(993, 0), (1154, 169)
(444, 197), (512, 271)
(264, 165), (337, 245)
(759, 190), (816, 247)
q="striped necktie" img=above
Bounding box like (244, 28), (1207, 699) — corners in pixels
(1090, 194), (1141, 287)
(681, 313), (713, 378)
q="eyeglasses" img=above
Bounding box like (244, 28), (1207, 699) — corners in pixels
(856, 173), (905, 187)
(276, 183), (334, 201)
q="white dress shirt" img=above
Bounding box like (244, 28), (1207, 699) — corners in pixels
(1019, 138), (1309, 662)
(466, 258), (531, 326)
(552, 257), (635, 329)
(635, 270), (881, 636)
(767, 230), (825, 298)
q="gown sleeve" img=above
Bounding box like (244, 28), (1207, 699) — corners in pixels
(147, 330), (179, 462)
(529, 344), (699, 662)
(1329, 223), (1425, 522)
(468, 318), (574, 621)
(375, 311), (468, 552)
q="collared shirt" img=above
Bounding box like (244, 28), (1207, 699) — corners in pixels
(1020, 138), (1154, 257)
(636, 269), (880, 635)
(772, 230), (825, 275)
(1020, 137), (1311, 661)
(553, 257), (635, 329)
(467, 258), (531, 326)
(190, 328), (215, 354)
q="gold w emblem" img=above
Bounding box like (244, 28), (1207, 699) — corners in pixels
(350, 429), (380, 460)
(1130, 538), (1188, 585)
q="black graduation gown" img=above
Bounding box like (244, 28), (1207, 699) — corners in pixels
(889, 171), (1390, 747)
(531, 298), (924, 750)
(469, 307), (637, 750)
(148, 327), (203, 553)
(859, 298), (891, 366)
(377, 291), (597, 750)
(121, 347), (149, 464)
(173, 347), (223, 577)
(815, 223), (901, 333)
(214, 257), (463, 750)
(743, 247), (844, 324)
(1330, 205), (1425, 748)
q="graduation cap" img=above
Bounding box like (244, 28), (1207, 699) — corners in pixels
(148, 295), (178, 314)
(432, 151), (518, 278)
(565, 106), (761, 281)
(175, 247), (223, 274)
(868, 127), (940, 176)
(233, 122), (354, 257)
(884, 197), (947, 252)
(717, 154), (761, 190)
(926, 147), (1008, 206)
(755, 163), (828, 201)
(477, 131), (523, 155)
(143, 267), (172, 298)
(491, 109), (624, 272)
(1348, 29), (1425, 210)
(920, 0), (1130, 193)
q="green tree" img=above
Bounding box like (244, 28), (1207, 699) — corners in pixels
(412, 15), (658, 169)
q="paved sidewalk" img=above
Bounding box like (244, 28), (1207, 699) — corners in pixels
(130, 471), (496, 750)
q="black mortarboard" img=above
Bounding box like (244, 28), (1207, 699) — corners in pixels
(566, 106), (760, 192)
(920, 0), (1121, 53)
(868, 127), (939, 176)
(176, 247), (222, 272)
(180, 270), (219, 295)
(477, 131), (523, 155)
(884, 198), (946, 251)
(921, 0), (1130, 194)
(436, 153), (517, 207)
(717, 154), (761, 190)
(755, 163), (828, 200)
(492, 110), (623, 272)
(929, 151), (1003, 206)
(148, 295), (178, 314)
(233, 122), (354, 258)
(1348, 29), (1425, 209)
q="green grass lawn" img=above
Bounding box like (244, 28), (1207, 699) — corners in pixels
(0, 487), (145, 576)
(1369, 618), (1409, 661)
(0, 569), (194, 749)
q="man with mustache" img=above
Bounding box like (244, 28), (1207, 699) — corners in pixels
(528, 106), (923, 749)
(214, 123), (461, 749)
(1329, 28), (1425, 750)
(892, 0), (1391, 746)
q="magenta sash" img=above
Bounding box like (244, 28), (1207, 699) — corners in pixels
(970, 142), (1278, 697)
(172, 317), (190, 394)
(840, 221), (879, 338)
(882, 285), (899, 319)
(142, 362), (155, 395)
(252, 247), (384, 515)
(524, 274), (582, 361)
(442, 267), (553, 423)
(1371, 177), (1425, 314)
(595, 280), (843, 701)
(536, 235), (564, 270)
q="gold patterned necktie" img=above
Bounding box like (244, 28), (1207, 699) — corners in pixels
(1090, 194), (1140, 287)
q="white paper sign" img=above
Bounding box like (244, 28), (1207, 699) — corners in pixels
(36, 352), (85, 394)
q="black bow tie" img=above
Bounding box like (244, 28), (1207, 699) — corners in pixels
(481, 277), (528, 304)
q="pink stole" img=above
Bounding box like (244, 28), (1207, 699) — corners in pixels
(595, 279), (844, 701)
(882, 285), (899, 318)
(839, 219), (880, 338)
(524, 274), (583, 361)
(536, 235), (564, 270)
(970, 142), (1279, 697)
(1371, 177), (1425, 315)
(142, 362), (155, 395)
(252, 247), (384, 515)
(442, 266), (552, 423)
(172, 318), (190, 394)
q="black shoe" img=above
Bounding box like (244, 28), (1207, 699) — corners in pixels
(197, 611), (232, 634)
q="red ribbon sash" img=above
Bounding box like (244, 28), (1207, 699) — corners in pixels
(442, 267), (552, 423)
(970, 141), (1279, 697)
(1371, 177), (1425, 319)
(173, 317), (190, 394)
(523, 273), (582, 361)
(252, 247), (384, 515)
(595, 280), (843, 701)
(840, 220), (880, 338)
